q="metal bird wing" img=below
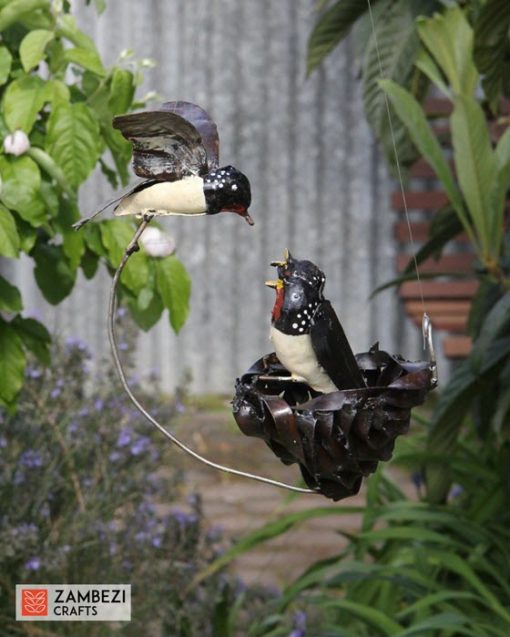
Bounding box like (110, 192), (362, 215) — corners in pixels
(112, 101), (219, 181)
(310, 300), (366, 390)
(161, 101), (219, 172)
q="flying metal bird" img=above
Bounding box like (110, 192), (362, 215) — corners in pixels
(265, 250), (365, 393)
(73, 101), (253, 230)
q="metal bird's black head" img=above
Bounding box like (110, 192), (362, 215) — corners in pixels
(266, 250), (326, 334)
(203, 165), (253, 225)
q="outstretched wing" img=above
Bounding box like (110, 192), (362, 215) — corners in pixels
(161, 101), (219, 172)
(113, 101), (219, 181)
(310, 300), (366, 390)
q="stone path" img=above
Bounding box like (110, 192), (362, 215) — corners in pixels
(169, 400), (416, 588)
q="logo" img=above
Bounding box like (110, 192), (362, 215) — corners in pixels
(16, 585), (131, 622)
(21, 589), (48, 617)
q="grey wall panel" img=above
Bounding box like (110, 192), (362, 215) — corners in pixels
(12, 0), (421, 394)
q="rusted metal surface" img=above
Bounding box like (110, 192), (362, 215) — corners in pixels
(233, 347), (434, 501)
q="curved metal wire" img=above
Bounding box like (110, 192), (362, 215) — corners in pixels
(107, 216), (318, 496)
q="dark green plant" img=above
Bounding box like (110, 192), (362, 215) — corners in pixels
(202, 424), (510, 637)
(307, 0), (510, 168)
(0, 0), (191, 411)
(0, 320), (263, 637)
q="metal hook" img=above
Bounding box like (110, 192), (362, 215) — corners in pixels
(422, 313), (438, 388)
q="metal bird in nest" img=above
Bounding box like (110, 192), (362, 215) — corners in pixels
(233, 252), (436, 501)
(73, 101), (253, 230)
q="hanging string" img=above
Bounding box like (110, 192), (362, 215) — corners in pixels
(366, 0), (427, 321)
(108, 215), (318, 495)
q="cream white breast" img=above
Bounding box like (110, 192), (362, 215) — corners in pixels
(114, 175), (207, 217)
(269, 326), (338, 394)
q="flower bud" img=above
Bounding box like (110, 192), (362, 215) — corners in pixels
(4, 130), (30, 156)
(139, 227), (176, 257)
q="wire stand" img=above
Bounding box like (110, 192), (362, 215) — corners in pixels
(107, 215), (318, 496)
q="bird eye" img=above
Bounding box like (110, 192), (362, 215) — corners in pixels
(291, 292), (300, 301)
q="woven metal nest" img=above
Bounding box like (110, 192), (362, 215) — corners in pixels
(233, 345), (435, 501)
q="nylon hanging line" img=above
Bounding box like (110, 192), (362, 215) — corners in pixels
(366, 0), (429, 328)
(107, 216), (317, 496)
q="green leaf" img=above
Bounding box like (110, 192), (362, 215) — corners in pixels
(15, 215), (36, 252)
(12, 315), (50, 365)
(99, 220), (149, 293)
(56, 14), (97, 52)
(395, 612), (471, 637)
(19, 29), (53, 72)
(492, 127), (510, 242)
(127, 292), (164, 331)
(0, 319), (26, 407)
(0, 46), (12, 85)
(427, 293), (510, 502)
(415, 48), (450, 97)
(0, 156), (46, 226)
(363, 0), (433, 170)
(319, 599), (403, 636)
(0, 204), (20, 257)
(0, 274), (22, 312)
(33, 242), (76, 304)
(2, 75), (46, 132)
(156, 256), (191, 333)
(0, 0), (50, 32)
(417, 6), (478, 96)
(307, 0), (371, 74)
(45, 101), (101, 188)
(63, 47), (106, 77)
(80, 248), (99, 279)
(474, 0), (510, 108)
(380, 79), (474, 245)
(451, 95), (499, 258)
(108, 68), (135, 115)
(469, 291), (510, 373)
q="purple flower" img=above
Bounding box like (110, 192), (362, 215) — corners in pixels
(68, 421), (79, 434)
(116, 307), (127, 318)
(26, 366), (42, 379)
(130, 436), (150, 456)
(449, 484), (464, 499)
(151, 536), (162, 548)
(116, 428), (132, 447)
(78, 407), (89, 418)
(94, 398), (104, 411)
(109, 450), (122, 463)
(25, 557), (41, 571)
(20, 450), (43, 468)
(118, 342), (129, 351)
(65, 336), (90, 353)
(293, 611), (307, 631)
(170, 509), (197, 527)
(206, 525), (223, 542)
(0, 436), (7, 448)
(50, 388), (61, 399)
(11, 523), (37, 538)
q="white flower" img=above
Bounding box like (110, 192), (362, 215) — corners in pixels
(4, 130), (30, 156)
(139, 227), (176, 258)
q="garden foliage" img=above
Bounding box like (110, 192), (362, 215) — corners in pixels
(0, 319), (261, 637)
(0, 0), (191, 411)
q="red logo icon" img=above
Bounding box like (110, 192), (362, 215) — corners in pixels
(21, 589), (48, 616)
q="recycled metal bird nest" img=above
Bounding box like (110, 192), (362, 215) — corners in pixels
(233, 345), (435, 501)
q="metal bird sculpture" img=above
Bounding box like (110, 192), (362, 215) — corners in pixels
(73, 101), (253, 229)
(266, 250), (365, 392)
(233, 252), (436, 500)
